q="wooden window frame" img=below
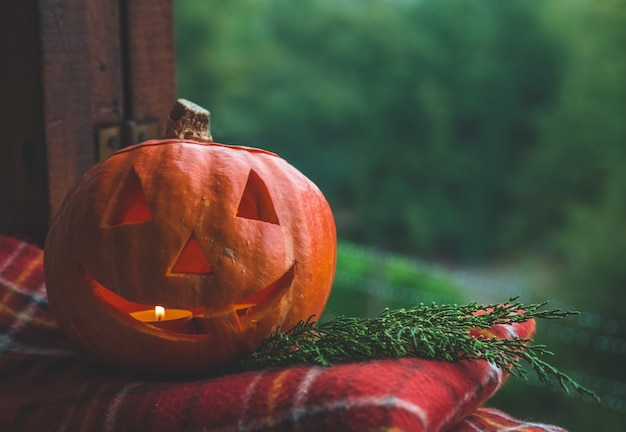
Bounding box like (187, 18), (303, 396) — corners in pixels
(1, 0), (176, 244)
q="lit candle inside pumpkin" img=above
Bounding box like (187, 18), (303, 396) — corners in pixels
(130, 306), (194, 333)
(155, 305), (165, 321)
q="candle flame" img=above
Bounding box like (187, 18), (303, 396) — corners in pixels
(155, 305), (165, 322)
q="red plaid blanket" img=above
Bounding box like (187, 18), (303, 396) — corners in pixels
(0, 235), (567, 431)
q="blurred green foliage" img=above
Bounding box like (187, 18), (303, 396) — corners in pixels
(174, 0), (625, 430)
(326, 241), (465, 319)
(176, 0), (565, 260)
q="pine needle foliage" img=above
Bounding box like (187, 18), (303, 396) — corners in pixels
(242, 298), (599, 401)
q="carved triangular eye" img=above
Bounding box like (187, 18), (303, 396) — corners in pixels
(171, 231), (212, 274)
(104, 167), (152, 226)
(236, 170), (280, 225)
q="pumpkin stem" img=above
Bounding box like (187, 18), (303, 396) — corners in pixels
(165, 99), (213, 141)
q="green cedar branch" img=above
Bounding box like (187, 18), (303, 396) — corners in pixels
(241, 297), (599, 402)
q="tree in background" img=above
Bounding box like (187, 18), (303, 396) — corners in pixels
(174, 1), (626, 429)
(175, 0), (563, 260)
(514, 0), (626, 320)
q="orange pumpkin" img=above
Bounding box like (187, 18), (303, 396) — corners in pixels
(44, 101), (336, 375)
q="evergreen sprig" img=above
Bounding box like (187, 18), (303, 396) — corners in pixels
(242, 298), (599, 401)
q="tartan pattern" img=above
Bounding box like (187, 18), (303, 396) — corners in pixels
(0, 234), (567, 431)
(0, 236), (73, 357)
(454, 408), (567, 432)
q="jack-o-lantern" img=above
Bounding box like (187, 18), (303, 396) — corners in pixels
(44, 100), (336, 375)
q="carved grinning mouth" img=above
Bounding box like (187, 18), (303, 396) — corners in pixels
(81, 263), (296, 335)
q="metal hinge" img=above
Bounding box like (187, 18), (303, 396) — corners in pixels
(96, 120), (159, 161)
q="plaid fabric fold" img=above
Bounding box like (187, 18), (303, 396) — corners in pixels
(0, 235), (566, 431)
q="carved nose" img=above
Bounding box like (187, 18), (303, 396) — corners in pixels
(171, 231), (212, 274)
